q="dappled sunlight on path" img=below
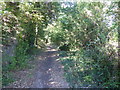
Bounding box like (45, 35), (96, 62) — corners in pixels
(5, 45), (69, 88)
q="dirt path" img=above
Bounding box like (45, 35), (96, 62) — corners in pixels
(5, 45), (69, 88)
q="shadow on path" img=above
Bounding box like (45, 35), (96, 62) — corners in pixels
(31, 45), (69, 88)
(4, 45), (69, 88)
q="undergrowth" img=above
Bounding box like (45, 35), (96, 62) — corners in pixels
(59, 47), (119, 88)
(2, 41), (40, 86)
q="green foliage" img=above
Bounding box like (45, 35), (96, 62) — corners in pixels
(57, 2), (119, 88)
(60, 47), (118, 88)
(2, 72), (14, 86)
(2, 2), (61, 86)
(15, 41), (29, 68)
(48, 2), (110, 50)
(50, 32), (66, 45)
(1, 2), (119, 88)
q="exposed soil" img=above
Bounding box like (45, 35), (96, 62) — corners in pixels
(4, 45), (69, 88)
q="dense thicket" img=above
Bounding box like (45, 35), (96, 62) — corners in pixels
(1, 2), (119, 88)
(47, 2), (119, 88)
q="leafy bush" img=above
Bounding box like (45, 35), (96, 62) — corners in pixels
(59, 47), (119, 88)
(2, 72), (14, 86)
(2, 40), (29, 86)
(50, 31), (66, 46)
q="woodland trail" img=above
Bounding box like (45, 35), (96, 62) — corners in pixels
(5, 45), (69, 88)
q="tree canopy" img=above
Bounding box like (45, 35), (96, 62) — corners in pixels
(1, 1), (119, 88)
